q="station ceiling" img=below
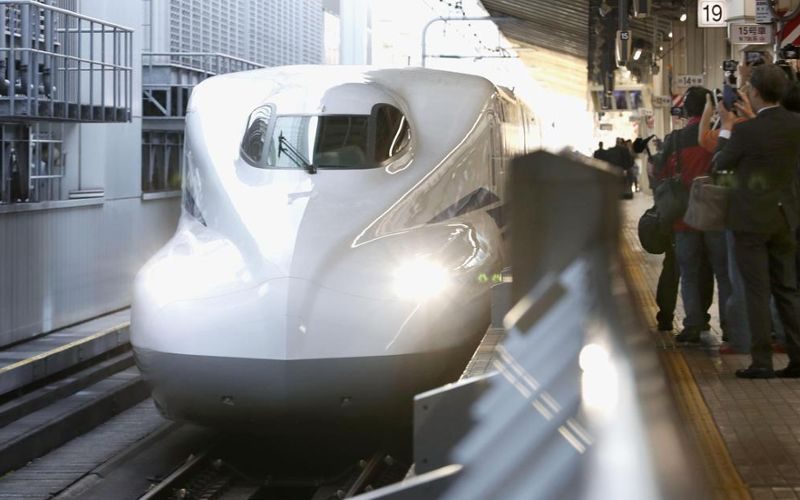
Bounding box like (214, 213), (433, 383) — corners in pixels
(480, 0), (682, 61)
(480, 0), (590, 59)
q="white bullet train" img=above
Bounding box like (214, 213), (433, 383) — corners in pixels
(131, 65), (538, 431)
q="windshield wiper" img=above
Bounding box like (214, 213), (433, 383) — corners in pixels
(278, 132), (316, 174)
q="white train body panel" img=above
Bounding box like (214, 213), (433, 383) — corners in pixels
(131, 66), (535, 429)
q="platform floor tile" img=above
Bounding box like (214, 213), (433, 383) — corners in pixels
(623, 193), (800, 499)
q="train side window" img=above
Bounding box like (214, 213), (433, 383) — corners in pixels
(373, 104), (410, 163)
(240, 105), (275, 166)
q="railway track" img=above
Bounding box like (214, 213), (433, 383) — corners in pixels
(0, 314), (413, 500)
(0, 346), (151, 477)
(137, 448), (409, 500)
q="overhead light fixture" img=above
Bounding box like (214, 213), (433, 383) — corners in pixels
(668, 31), (673, 38)
(633, 48), (642, 60)
(679, 12), (687, 22)
(659, 45), (664, 51)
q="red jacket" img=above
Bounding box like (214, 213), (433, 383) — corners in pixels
(656, 117), (713, 232)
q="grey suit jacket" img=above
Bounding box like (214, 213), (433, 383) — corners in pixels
(714, 106), (800, 233)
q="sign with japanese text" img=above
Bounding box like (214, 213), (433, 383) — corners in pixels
(729, 23), (773, 45)
(756, 0), (772, 24)
(676, 74), (705, 87)
(652, 95), (672, 108)
(698, 1), (727, 27)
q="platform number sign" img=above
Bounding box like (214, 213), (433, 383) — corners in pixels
(698, 1), (727, 27)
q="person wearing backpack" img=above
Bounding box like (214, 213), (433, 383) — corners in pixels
(657, 86), (732, 345)
(648, 134), (713, 334)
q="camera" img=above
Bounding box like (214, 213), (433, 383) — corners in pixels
(720, 59), (741, 111)
(779, 43), (800, 60)
(722, 59), (738, 87)
(722, 84), (741, 111)
(670, 105), (683, 117)
(744, 51), (767, 66)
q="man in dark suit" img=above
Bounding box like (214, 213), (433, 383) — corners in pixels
(714, 64), (800, 378)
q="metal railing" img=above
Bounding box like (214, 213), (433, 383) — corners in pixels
(142, 52), (263, 79)
(140, 51), (264, 194)
(0, 121), (64, 203)
(0, 0), (133, 122)
(141, 52), (263, 120)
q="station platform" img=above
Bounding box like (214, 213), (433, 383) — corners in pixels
(622, 193), (800, 500)
(0, 309), (130, 396)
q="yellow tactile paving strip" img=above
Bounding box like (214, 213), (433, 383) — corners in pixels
(620, 216), (750, 500)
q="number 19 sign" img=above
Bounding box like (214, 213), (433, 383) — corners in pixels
(698, 0), (727, 27)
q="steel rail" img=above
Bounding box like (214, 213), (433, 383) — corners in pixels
(138, 451), (212, 500)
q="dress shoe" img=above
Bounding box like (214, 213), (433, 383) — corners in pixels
(675, 329), (701, 344)
(719, 343), (748, 355)
(735, 366), (775, 379)
(775, 364), (800, 378)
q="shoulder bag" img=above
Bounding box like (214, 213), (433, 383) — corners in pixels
(638, 205), (671, 254)
(683, 172), (733, 231)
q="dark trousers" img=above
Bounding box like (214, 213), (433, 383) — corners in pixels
(656, 237), (714, 328)
(676, 231), (731, 331)
(734, 228), (800, 369)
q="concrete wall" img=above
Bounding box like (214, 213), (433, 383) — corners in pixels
(0, 198), (179, 346)
(0, 0), (180, 347)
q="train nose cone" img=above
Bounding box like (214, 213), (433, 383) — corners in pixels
(131, 220), (412, 361)
(132, 219), (284, 356)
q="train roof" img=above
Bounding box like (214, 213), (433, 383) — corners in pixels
(189, 65), (501, 117)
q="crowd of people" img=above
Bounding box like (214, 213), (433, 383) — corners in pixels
(645, 62), (800, 379)
(593, 137), (643, 194)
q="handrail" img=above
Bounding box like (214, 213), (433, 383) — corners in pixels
(0, 47), (133, 70)
(0, 0), (133, 32)
(142, 52), (263, 68)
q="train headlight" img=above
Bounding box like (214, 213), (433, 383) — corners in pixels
(392, 258), (449, 300)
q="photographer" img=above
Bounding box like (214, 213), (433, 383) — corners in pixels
(713, 64), (800, 378)
(656, 86), (731, 345)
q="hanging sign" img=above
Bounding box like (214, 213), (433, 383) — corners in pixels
(698, 1), (727, 27)
(676, 74), (705, 87)
(729, 23), (773, 44)
(652, 95), (672, 107)
(756, 0), (772, 24)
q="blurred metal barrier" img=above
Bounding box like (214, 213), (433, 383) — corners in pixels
(359, 151), (708, 500)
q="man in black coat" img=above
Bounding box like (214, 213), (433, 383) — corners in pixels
(714, 64), (800, 378)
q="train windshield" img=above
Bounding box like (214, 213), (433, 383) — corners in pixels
(241, 104), (411, 170)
